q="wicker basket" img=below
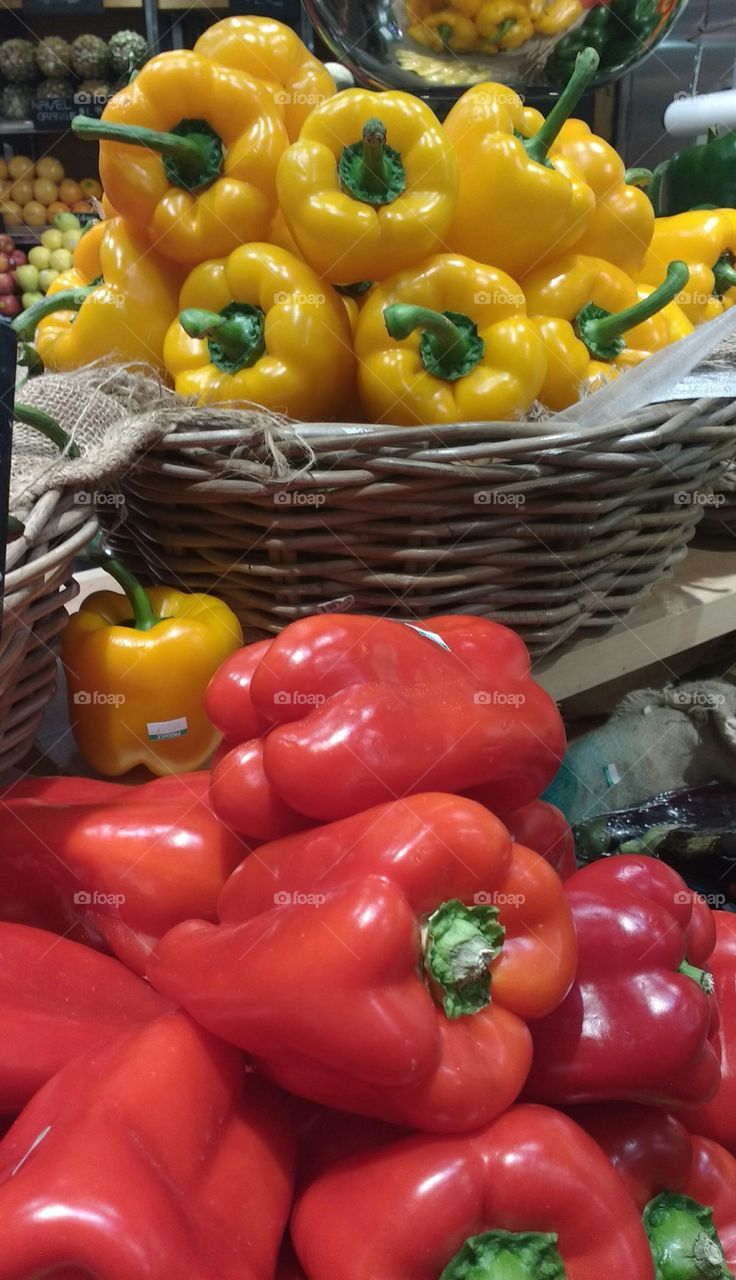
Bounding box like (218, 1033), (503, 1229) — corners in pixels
(1, 490), (97, 774)
(118, 396), (736, 655)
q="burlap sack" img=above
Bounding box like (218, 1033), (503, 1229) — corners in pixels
(9, 364), (185, 519)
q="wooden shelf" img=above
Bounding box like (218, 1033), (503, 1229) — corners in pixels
(533, 545), (736, 701)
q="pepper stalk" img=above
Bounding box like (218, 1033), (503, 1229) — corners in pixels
(643, 1192), (733, 1280)
(12, 286), (99, 343)
(524, 48), (600, 168)
(575, 261), (690, 362)
(73, 115), (224, 194)
(384, 303), (485, 381)
(440, 1230), (567, 1280)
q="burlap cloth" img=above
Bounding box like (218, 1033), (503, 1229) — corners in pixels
(10, 364), (316, 523)
(10, 365), (180, 520)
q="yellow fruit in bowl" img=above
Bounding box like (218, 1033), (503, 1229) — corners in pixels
(9, 178), (33, 206)
(8, 155), (33, 180)
(79, 177), (102, 199)
(23, 201), (48, 227)
(33, 178), (58, 206)
(1, 200), (23, 226)
(35, 156), (64, 184)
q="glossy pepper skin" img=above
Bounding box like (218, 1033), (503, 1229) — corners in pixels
(149, 793), (576, 1132)
(0, 1012), (296, 1280)
(163, 243), (355, 419)
(676, 912), (736, 1157)
(13, 218), (180, 376)
(354, 253), (547, 425)
(207, 613), (565, 836)
(291, 1104), (656, 1280)
(569, 1103), (736, 1276)
(0, 771), (247, 974)
(640, 211), (736, 325)
(470, 795), (577, 879)
(62, 573), (243, 776)
(75, 51), (288, 264)
(277, 88), (458, 284)
(443, 52), (598, 281)
(524, 856), (721, 1109)
(0, 922), (171, 1114)
(522, 251), (691, 410)
(550, 118), (655, 275)
(194, 15), (335, 140)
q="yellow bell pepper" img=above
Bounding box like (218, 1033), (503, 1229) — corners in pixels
(13, 218), (181, 376)
(640, 210), (736, 325)
(617, 282), (694, 369)
(62, 538), (243, 777)
(522, 252), (690, 410)
(164, 242), (355, 420)
(194, 16), (335, 142)
(450, 0), (483, 16)
(276, 88), (458, 284)
(476, 1), (534, 48)
(73, 51), (288, 265)
(71, 218), (106, 279)
(546, 119), (655, 276)
(443, 50), (598, 280)
(354, 252), (547, 424)
(534, 0), (583, 35)
(408, 9), (479, 49)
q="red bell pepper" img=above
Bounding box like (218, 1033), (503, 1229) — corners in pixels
(0, 771), (248, 974)
(469, 795), (577, 879)
(207, 613), (564, 838)
(0, 922), (171, 1115)
(290, 1103), (656, 1279)
(0, 1012), (296, 1280)
(524, 856), (720, 1109)
(568, 1102), (736, 1275)
(677, 911), (736, 1156)
(149, 793), (576, 1132)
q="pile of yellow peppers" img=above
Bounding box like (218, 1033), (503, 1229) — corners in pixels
(407, 0), (583, 56)
(13, 18), (736, 425)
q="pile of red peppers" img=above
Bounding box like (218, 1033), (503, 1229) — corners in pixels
(0, 611), (735, 1279)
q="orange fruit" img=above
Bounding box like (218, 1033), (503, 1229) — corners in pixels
(46, 200), (69, 219)
(71, 199), (94, 214)
(58, 179), (81, 204)
(9, 178), (33, 206)
(8, 155), (33, 180)
(32, 178), (58, 206)
(79, 177), (102, 199)
(35, 156), (64, 184)
(1, 199), (22, 226)
(22, 200), (47, 227)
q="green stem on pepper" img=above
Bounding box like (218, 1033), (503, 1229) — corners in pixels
(575, 261), (689, 362)
(383, 302), (485, 381)
(86, 531), (160, 633)
(72, 115), (224, 194)
(525, 48), (600, 167)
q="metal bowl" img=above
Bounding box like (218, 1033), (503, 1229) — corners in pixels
(305, 0), (691, 95)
